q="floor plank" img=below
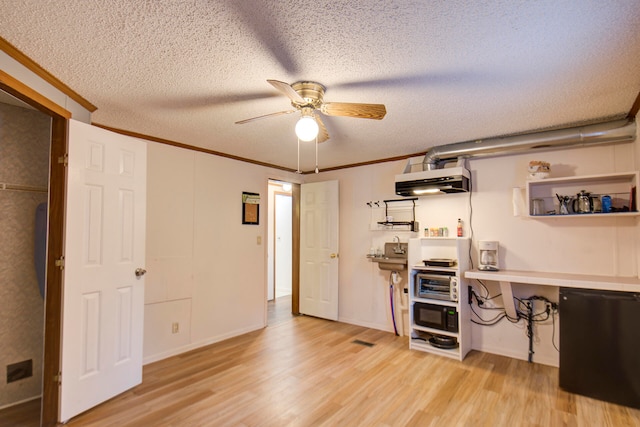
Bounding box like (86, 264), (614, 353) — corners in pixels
(4, 298), (639, 426)
(62, 311), (639, 426)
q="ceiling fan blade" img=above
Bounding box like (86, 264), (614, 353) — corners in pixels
(315, 115), (330, 143)
(321, 102), (387, 120)
(267, 79), (306, 104)
(235, 110), (296, 124)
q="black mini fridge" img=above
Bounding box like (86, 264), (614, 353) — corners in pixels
(559, 287), (640, 409)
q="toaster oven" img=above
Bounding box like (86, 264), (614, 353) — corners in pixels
(415, 271), (459, 302)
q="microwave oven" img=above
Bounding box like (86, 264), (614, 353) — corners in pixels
(413, 302), (458, 332)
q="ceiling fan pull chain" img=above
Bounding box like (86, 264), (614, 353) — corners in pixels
(296, 137), (301, 174)
(315, 136), (319, 173)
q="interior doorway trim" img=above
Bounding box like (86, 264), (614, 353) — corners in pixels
(0, 69), (70, 427)
(291, 183), (300, 315)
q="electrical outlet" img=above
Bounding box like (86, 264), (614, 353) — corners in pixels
(172, 322), (179, 334)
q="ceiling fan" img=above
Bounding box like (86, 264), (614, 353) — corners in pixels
(235, 80), (387, 142)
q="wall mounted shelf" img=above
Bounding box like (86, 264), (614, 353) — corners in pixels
(525, 171), (639, 218)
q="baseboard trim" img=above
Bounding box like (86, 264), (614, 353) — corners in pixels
(142, 323), (264, 365)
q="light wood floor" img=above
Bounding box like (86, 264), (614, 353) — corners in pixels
(5, 298), (639, 426)
(268, 294), (293, 325)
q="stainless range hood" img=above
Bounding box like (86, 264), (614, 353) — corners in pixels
(395, 165), (470, 196)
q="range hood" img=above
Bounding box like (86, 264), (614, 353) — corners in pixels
(395, 166), (470, 196)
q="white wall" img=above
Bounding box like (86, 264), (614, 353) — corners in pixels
(308, 129), (639, 366)
(143, 143), (299, 363)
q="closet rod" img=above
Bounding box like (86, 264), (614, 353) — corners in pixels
(0, 182), (48, 194)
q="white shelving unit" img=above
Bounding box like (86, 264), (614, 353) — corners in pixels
(525, 171), (639, 218)
(407, 237), (471, 361)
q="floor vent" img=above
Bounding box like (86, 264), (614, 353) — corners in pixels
(352, 339), (375, 347)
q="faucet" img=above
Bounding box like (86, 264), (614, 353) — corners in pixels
(393, 236), (405, 254)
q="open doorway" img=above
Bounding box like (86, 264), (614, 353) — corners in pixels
(267, 180), (294, 325)
(0, 73), (69, 427)
(0, 90), (51, 426)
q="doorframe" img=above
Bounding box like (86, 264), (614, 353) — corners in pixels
(267, 180), (300, 315)
(0, 70), (70, 427)
(292, 183), (300, 315)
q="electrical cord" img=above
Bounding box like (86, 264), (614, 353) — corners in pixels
(470, 286), (504, 309)
(469, 285), (559, 355)
(470, 304), (507, 324)
(467, 171), (474, 269)
(549, 310), (560, 352)
(472, 280), (502, 301)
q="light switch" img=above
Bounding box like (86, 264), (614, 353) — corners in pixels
(257, 236), (262, 245)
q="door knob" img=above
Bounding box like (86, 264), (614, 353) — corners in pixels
(330, 253), (338, 259)
(135, 268), (147, 277)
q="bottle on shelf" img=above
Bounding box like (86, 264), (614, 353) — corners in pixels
(457, 219), (463, 237)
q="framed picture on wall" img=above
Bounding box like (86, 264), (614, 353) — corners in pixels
(242, 192), (260, 225)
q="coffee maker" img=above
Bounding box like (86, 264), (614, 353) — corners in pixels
(478, 241), (499, 271)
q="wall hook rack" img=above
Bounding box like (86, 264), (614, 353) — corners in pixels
(377, 198), (419, 231)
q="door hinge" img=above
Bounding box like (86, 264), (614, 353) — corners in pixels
(58, 153), (68, 166)
(55, 256), (65, 270)
(54, 372), (61, 384)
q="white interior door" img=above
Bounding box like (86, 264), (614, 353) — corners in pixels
(275, 193), (292, 297)
(300, 180), (339, 320)
(60, 120), (146, 422)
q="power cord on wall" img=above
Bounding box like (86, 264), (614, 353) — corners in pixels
(467, 167), (474, 269)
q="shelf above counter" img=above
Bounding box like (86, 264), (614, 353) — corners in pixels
(525, 171), (638, 217)
(528, 211), (639, 219)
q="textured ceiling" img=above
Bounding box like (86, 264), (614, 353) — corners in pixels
(1, 1), (639, 172)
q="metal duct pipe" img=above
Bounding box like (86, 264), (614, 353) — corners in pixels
(422, 119), (637, 170)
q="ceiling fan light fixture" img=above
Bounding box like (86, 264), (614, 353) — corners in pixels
(295, 115), (319, 141)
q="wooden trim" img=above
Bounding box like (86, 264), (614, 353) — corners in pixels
(304, 150), (428, 174)
(627, 90), (640, 119)
(92, 122), (299, 173)
(291, 184), (300, 315)
(0, 36), (97, 112)
(0, 70), (71, 119)
(41, 116), (67, 427)
(95, 122), (426, 174)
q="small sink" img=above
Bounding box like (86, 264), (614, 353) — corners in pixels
(370, 242), (408, 271)
(371, 256), (407, 271)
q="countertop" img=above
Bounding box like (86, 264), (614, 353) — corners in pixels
(465, 269), (640, 293)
